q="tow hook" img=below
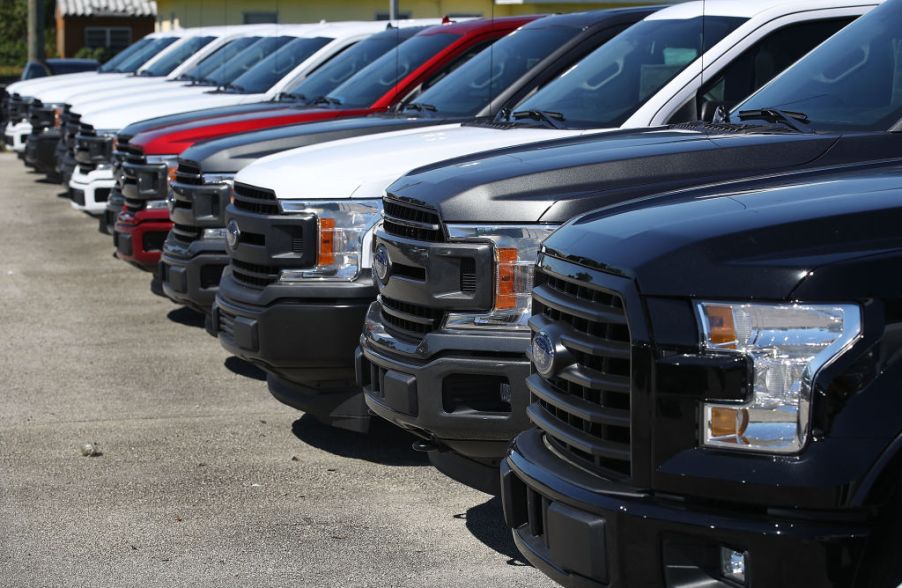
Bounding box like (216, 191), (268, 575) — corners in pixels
(411, 439), (443, 453)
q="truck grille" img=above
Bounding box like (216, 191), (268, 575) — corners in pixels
(174, 161), (203, 186)
(379, 295), (444, 339)
(171, 223), (200, 243)
(231, 259), (280, 288)
(528, 270), (632, 480)
(233, 182), (278, 215)
(382, 198), (443, 242)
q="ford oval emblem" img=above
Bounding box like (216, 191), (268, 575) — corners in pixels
(373, 244), (390, 282)
(226, 220), (241, 249)
(532, 332), (555, 377)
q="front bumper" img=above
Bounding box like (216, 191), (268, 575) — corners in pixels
(24, 129), (60, 176)
(160, 232), (228, 313)
(212, 271), (376, 426)
(68, 167), (114, 214)
(100, 192), (124, 235)
(113, 207), (171, 270)
(5, 121), (30, 153)
(358, 300), (530, 491)
(503, 428), (871, 588)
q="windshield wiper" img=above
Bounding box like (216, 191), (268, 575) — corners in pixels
(277, 92), (307, 103)
(405, 102), (438, 113)
(314, 95), (342, 106)
(219, 82), (246, 94)
(737, 108), (811, 132)
(512, 109), (566, 129)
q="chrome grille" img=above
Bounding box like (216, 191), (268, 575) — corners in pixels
(233, 182), (278, 215)
(382, 198), (443, 242)
(527, 270), (632, 480)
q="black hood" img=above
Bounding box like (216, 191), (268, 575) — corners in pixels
(385, 125), (902, 223)
(544, 161), (902, 300)
(179, 115), (457, 173)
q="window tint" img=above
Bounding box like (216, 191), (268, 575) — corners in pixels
(736, 2), (902, 131)
(281, 29), (419, 101)
(202, 36), (294, 87)
(701, 19), (853, 109)
(21, 62), (49, 79)
(415, 25), (575, 116)
(141, 36), (215, 77)
(98, 37), (152, 72)
(326, 32), (460, 108)
(113, 37), (178, 73)
(178, 37), (260, 82)
(229, 36), (333, 93)
(509, 16), (745, 128)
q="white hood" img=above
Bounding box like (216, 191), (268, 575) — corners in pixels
(236, 124), (602, 201)
(7, 73), (130, 99)
(66, 81), (217, 111)
(31, 75), (172, 104)
(79, 91), (265, 130)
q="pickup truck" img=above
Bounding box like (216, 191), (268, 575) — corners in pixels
(502, 159), (902, 588)
(213, 0), (876, 439)
(357, 0), (902, 494)
(107, 18), (536, 272)
(160, 8), (656, 315)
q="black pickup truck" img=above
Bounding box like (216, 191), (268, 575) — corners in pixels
(159, 8), (657, 315)
(501, 157), (902, 588)
(358, 0), (902, 494)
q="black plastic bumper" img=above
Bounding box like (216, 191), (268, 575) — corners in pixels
(358, 300), (531, 490)
(160, 233), (229, 313)
(502, 428), (872, 587)
(100, 192), (124, 235)
(24, 129), (60, 176)
(212, 271), (376, 428)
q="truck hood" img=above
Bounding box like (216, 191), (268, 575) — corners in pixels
(6, 71), (117, 96)
(79, 92), (266, 131)
(180, 115), (452, 173)
(67, 80), (210, 109)
(236, 124), (590, 200)
(545, 161), (902, 300)
(133, 105), (372, 154)
(386, 126), (902, 223)
(31, 75), (159, 104)
(118, 102), (288, 142)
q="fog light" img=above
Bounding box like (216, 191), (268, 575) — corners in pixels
(720, 547), (747, 584)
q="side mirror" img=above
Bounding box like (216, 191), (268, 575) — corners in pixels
(700, 100), (734, 122)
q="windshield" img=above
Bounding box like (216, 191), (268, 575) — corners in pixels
(281, 29), (419, 101)
(140, 36), (215, 77)
(735, 1), (902, 132)
(326, 32), (460, 108)
(98, 37), (153, 72)
(229, 36), (333, 93)
(203, 36), (295, 87)
(415, 25), (574, 116)
(509, 16), (745, 128)
(114, 37), (179, 73)
(178, 36), (260, 82)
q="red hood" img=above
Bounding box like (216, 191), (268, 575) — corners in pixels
(134, 106), (372, 155)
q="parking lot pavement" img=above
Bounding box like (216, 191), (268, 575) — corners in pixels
(0, 153), (548, 588)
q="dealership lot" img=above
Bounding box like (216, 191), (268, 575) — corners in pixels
(0, 153), (545, 587)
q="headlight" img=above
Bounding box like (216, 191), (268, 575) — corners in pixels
(443, 224), (557, 330)
(202, 173), (235, 186)
(147, 154), (179, 182)
(202, 228), (227, 240)
(696, 302), (861, 453)
(277, 198), (382, 282)
(145, 199), (170, 210)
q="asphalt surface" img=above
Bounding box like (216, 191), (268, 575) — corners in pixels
(0, 152), (550, 587)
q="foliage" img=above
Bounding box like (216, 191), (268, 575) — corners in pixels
(0, 0), (57, 67)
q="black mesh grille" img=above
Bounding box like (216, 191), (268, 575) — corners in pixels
(528, 269), (632, 480)
(382, 198), (443, 242)
(230, 259), (280, 289)
(218, 309), (236, 339)
(379, 295), (444, 340)
(233, 182), (278, 215)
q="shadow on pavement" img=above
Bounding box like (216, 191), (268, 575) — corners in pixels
(224, 356), (267, 381)
(291, 413), (428, 466)
(167, 306), (206, 328)
(458, 496), (530, 566)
